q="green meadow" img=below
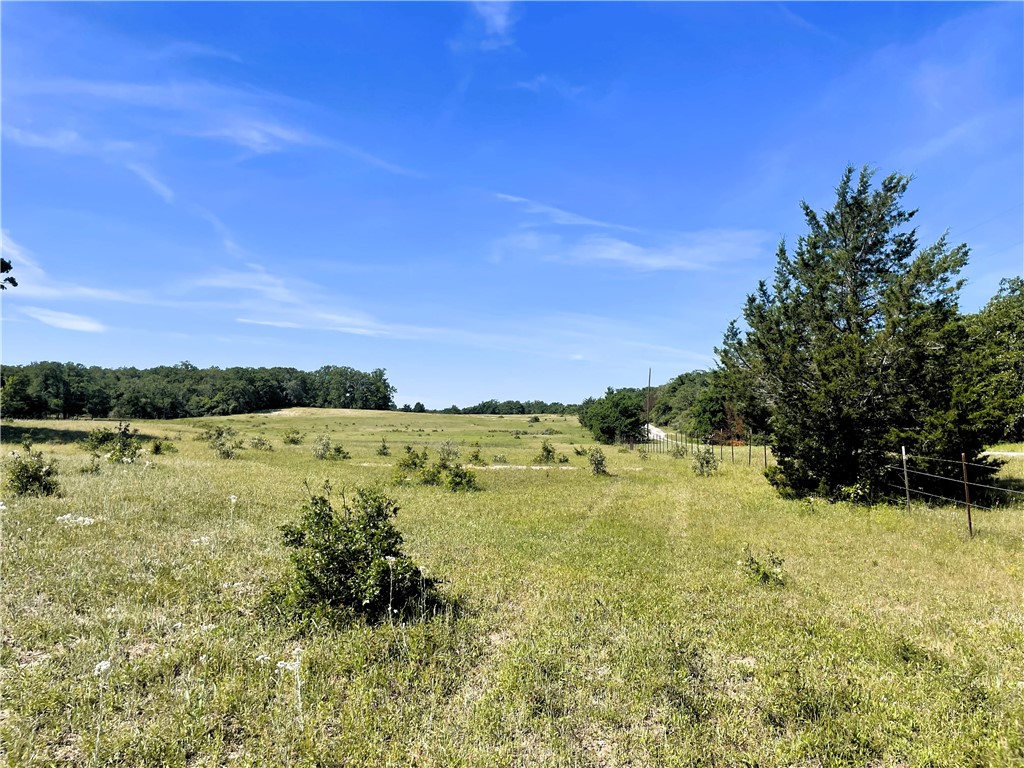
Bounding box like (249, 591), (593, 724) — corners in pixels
(2, 410), (1022, 766)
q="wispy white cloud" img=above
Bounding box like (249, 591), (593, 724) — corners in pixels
(125, 163), (175, 203)
(515, 74), (586, 101)
(489, 225), (770, 271)
(0, 230), (151, 303)
(22, 307), (106, 333)
(2, 125), (83, 151)
(565, 231), (769, 271)
(11, 76), (413, 173)
(496, 193), (640, 232)
(472, 2), (516, 49)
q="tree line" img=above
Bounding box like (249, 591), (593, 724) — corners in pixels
(0, 362), (397, 420)
(580, 166), (1023, 501)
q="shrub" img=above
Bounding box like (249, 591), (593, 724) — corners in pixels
(535, 439), (556, 464)
(151, 438), (178, 455)
(200, 426), (244, 459)
(275, 483), (437, 624)
(376, 438), (390, 457)
(84, 422), (142, 463)
(557, 454), (570, 464)
(467, 442), (486, 465)
(249, 435), (274, 451)
(671, 445), (687, 459)
(638, 448), (650, 461)
(313, 434), (350, 461)
(436, 440), (460, 468)
(282, 430), (304, 445)
(492, 454), (508, 464)
(528, 415), (540, 423)
(573, 446), (589, 457)
(692, 446), (719, 477)
(739, 545), (786, 587)
(5, 445), (60, 497)
(444, 464), (479, 492)
(588, 448), (608, 475)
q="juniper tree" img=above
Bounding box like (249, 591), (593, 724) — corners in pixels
(719, 166), (996, 499)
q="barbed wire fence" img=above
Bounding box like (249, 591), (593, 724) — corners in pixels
(881, 448), (1024, 537)
(631, 431), (1022, 537)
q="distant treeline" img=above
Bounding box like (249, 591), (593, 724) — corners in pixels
(0, 361), (396, 420)
(432, 399), (578, 416)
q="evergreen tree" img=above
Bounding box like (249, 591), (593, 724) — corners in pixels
(720, 166), (996, 499)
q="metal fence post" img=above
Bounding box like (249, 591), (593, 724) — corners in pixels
(961, 452), (973, 538)
(901, 446), (911, 512)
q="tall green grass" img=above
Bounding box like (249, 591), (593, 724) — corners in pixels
(2, 411), (1022, 765)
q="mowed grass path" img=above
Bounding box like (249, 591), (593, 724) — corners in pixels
(2, 410), (1022, 766)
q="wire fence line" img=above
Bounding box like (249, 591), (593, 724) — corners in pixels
(623, 431), (776, 467)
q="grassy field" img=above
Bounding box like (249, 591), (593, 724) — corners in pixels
(2, 410), (1023, 766)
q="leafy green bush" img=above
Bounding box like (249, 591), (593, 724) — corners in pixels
(443, 464), (479, 492)
(84, 422), (142, 463)
(691, 446), (719, 477)
(282, 430), (304, 445)
(5, 446), (60, 497)
(151, 438), (177, 455)
(671, 444), (687, 459)
(376, 438), (390, 457)
(739, 545), (786, 587)
(199, 425), (244, 459)
(573, 446), (589, 457)
(274, 483), (437, 624)
(535, 439), (556, 464)
(249, 435), (274, 451)
(312, 434), (350, 460)
(492, 454), (508, 464)
(467, 442), (486, 465)
(436, 441), (460, 467)
(588, 448), (608, 475)
(557, 453), (570, 464)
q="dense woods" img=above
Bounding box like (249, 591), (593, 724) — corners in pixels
(0, 362), (396, 419)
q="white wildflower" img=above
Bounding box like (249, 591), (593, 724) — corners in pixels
(57, 514), (96, 526)
(229, 495), (238, 505)
(276, 659), (301, 673)
(256, 654), (271, 664)
(94, 659), (112, 677)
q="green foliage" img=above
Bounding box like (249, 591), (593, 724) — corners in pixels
(0, 361), (396, 419)
(535, 439), (556, 464)
(312, 434), (350, 460)
(4, 445), (60, 497)
(557, 453), (570, 464)
(492, 454), (508, 464)
(578, 388), (646, 444)
(282, 429), (304, 445)
(588, 447), (608, 475)
(275, 483), (437, 624)
(444, 464), (479, 492)
(150, 438), (177, 455)
(671, 444), (687, 459)
(719, 165), (996, 499)
(691, 445), (719, 477)
(467, 442), (485, 465)
(83, 422), (142, 463)
(200, 425), (244, 460)
(392, 445), (478, 491)
(739, 545), (786, 587)
(249, 435), (274, 451)
(965, 277), (1024, 443)
(376, 437), (390, 457)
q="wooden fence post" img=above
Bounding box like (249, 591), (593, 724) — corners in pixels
(961, 452), (973, 538)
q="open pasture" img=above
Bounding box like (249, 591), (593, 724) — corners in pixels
(2, 410), (1022, 766)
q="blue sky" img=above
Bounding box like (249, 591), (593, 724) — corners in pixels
(2, 2), (1022, 409)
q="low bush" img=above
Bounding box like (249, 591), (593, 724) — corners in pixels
(272, 483), (438, 625)
(312, 434), (350, 461)
(739, 545), (786, 587)
(249, 435), (274, 451)
(588, 448), (608, 475)
(84, 422), (142, 463)
(376, 438), (390, 457)
(535, 439), (556, 464)
(5, 445), (61, 497)
(692, 446), (719, 477)
(282, 430), (304, 445)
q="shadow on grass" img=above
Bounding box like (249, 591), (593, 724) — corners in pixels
(0, 423), (162, 447)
